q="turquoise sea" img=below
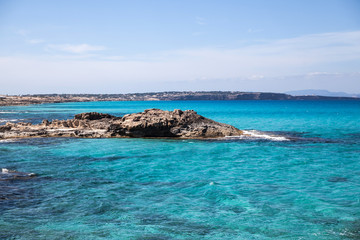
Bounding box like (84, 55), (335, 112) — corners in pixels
(1, 100), (360, 239)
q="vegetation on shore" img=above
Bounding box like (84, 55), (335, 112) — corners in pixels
(1, 91), (359, 106)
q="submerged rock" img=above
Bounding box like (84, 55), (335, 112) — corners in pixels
(0, 109), (243, 139)
(327, 176), (348, 182)
(0, 168), (36, 181)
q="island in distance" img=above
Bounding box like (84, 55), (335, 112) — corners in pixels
(1, 91), (359, 106)
(0, 109), (243, 139)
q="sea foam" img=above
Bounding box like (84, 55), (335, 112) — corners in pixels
(226, 130), (290, 141)
(0, 119), (24, 123)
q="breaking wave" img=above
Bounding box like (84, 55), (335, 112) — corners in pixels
(0, 119), (24, 123)
(243, 130), (290, 141)
(226, 130), (290, 141)
(223, 130), (339, 143)
(0, 139), (17, 143)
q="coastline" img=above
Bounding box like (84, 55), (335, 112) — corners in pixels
(1, 91), (359, 107)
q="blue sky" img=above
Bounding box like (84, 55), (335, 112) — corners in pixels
(0, 0), (359, 94)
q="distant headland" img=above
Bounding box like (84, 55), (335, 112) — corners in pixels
(0, 91), (359, 107)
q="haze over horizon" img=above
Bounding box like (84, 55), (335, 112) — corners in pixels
(0, 0), (359, 94)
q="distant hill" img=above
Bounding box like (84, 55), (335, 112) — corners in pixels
(286, 89), (360, 98)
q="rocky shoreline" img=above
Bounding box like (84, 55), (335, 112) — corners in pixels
(0, 109), (243, 139)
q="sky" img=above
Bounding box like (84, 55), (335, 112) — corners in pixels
(0, 0), (359, 94)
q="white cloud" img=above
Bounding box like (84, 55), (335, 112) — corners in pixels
(247, 28), (263, 33)
(46, 44), (106, 54)
(196, 17), (206, 25)
(248, 75), (264, 80)
(306, 72), (332, 76)
(0, 55), (359, 94)
(15, 29), (44, 44)
(163, 30), (360, 76)
(27, 39), (45, 44)
(1, 31), (360, 93)
(101, 56), (126, 61)
(192, 32), (204, 36)
(15, 29), (29, 36)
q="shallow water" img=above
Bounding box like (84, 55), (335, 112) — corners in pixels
(1, 100), (360, 239)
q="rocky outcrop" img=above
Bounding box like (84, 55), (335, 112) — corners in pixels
(1, 168), (36, 181)
(74, 112), (116, 120)
(0, 109), (243, 139)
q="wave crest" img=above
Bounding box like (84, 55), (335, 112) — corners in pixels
(226, 130), (290, 141)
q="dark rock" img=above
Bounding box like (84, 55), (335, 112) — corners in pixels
(327, 176), (348, 182)
(0, 109), (243, 139)
(1, 168), (36, 181)
(74, 112), (115, 120)
(0, 125), (11, 132)
(42, 119), (50, 126)
(117, 109), (242, 138)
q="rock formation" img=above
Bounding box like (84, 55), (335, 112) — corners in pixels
(0, 109), (243, 139)
(1, 168), (36, 181)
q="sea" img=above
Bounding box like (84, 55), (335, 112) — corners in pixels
(0, 100), (359, 239)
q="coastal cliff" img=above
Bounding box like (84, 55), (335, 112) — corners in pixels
(0, 109), (242, 139)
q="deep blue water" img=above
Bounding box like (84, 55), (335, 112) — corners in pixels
(1, 101), (360, 239)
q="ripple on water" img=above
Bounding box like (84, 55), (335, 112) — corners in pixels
(0, 100), (359, 239)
